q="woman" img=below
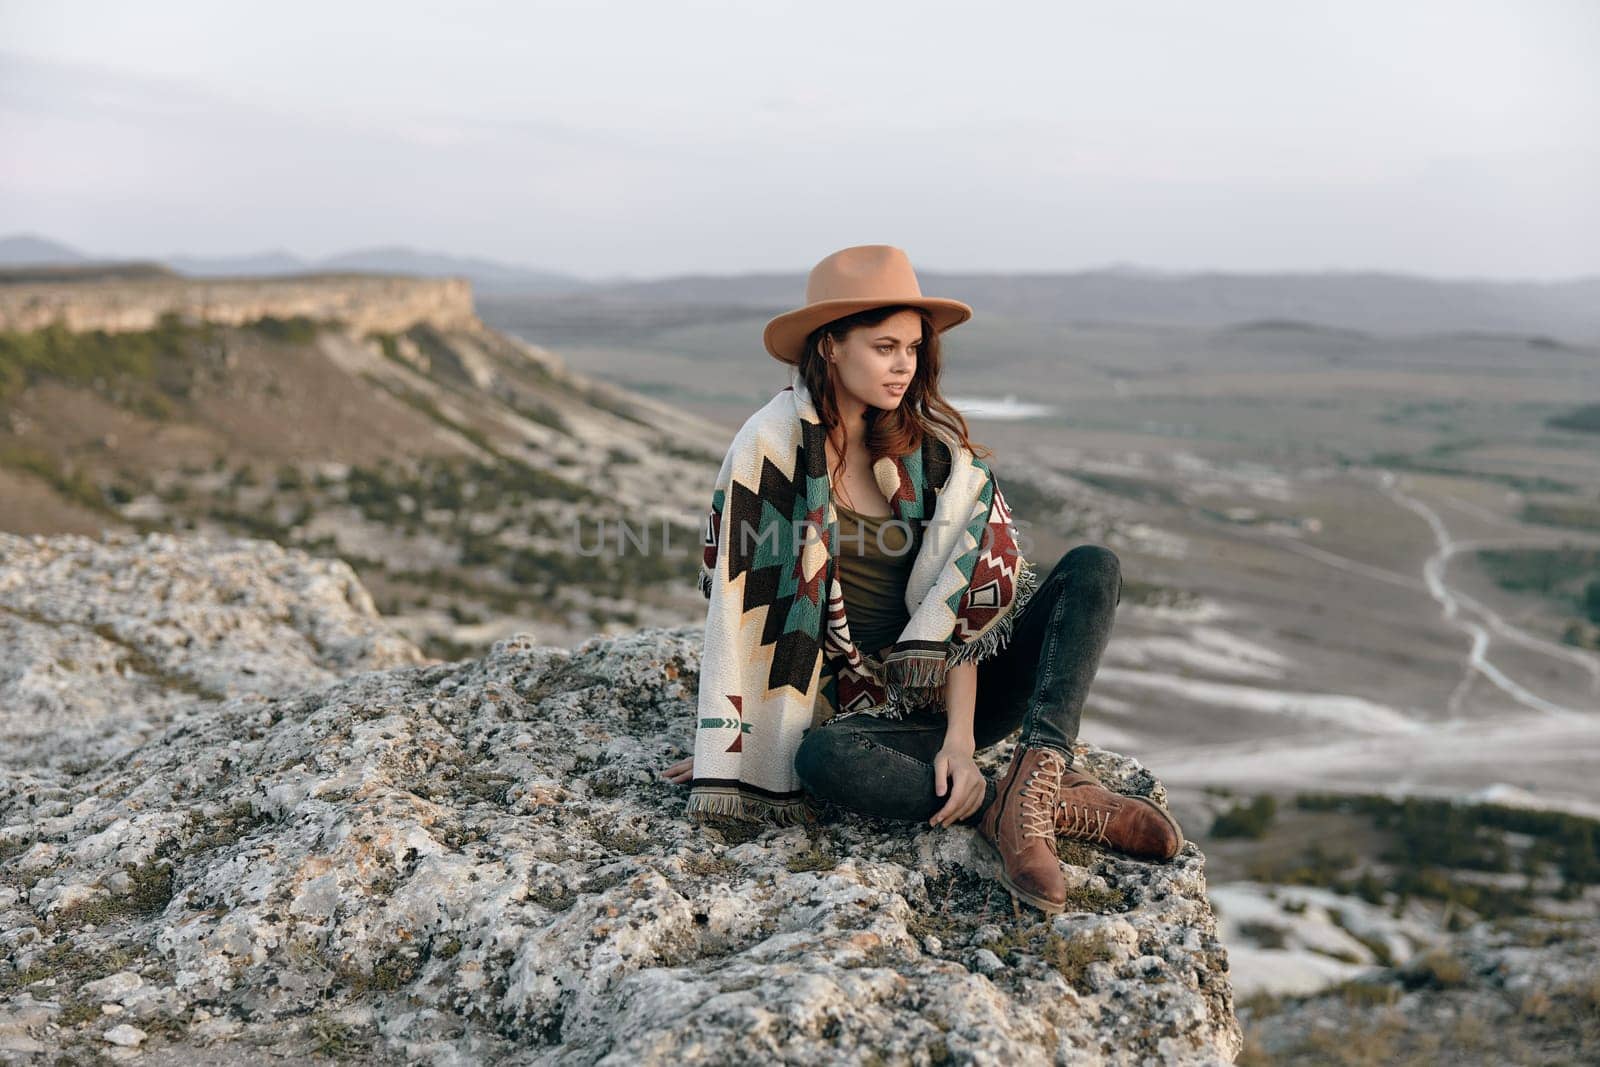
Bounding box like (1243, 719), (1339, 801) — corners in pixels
(661, 245), (1183, 916)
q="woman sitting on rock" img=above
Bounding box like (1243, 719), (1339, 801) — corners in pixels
(661, 245), (1183, 916)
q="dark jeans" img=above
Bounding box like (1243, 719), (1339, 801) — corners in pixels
(793, 545), (1122, 827)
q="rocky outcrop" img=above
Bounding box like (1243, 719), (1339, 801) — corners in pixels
(0, 274), (476, 335)
(0, 533), (1240, 1064)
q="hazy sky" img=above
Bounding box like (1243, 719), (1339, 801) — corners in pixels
(2, 0), (1596, 280)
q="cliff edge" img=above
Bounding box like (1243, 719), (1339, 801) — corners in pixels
(0, 532), (1240, 1065)
(0, 273), (477, 336)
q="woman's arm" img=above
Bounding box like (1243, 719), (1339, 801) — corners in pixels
(942, 659), (978, 753)
(930, 659), (984, 827)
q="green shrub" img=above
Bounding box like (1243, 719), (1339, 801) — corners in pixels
(1211, 794), (1277, 839)
(1402, 948), (1472, 990)
(1547, 403), (1600, 434)
(0, 312), (214, 415)
(246, 314), (321, 344)
(0, 445), (110, 514)
(1237, 920), (1289, 949)
(1476, 546), (1600, 597)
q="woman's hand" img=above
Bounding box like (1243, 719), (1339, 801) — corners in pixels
(660, 755), (694, 786)
(929, 744), (987, 828)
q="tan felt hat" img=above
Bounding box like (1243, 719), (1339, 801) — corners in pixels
(762, 244), (973, 366)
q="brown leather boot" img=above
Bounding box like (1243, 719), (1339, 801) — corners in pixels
(976, 744), (1069, 915)
(1054, 764), (1185, 862)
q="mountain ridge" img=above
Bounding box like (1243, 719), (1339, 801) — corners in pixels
(6, 234), (1597, 340)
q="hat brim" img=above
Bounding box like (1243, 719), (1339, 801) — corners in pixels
(762, 297), (973, 366)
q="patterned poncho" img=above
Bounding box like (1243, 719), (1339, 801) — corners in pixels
(685, 378), (1041, 824)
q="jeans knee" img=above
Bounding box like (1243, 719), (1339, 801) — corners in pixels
(1060, 544), (1121, 603)
(793, 729), (841, 791)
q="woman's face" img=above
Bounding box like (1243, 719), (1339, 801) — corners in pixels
(827, 309), (922, 413)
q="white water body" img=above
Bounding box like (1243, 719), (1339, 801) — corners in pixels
(947, 393), (1058, 420)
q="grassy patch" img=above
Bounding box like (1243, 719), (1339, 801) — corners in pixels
(1401, 948), (1472, 990)
(1211, 793), (1277, 839)
(308, 1011), (374, 1059)
(1296, 792), (1600, 905)
(0, 942), (142, 995)
(88, 622), (224, 701)
(366, 330), (405, 366)
(55, 996), (102, 1028)
(458, 771), (516, 805)
(527, 881), (577, 912)
(1056, 839), (1098, 867)
(246, 314), (324, 344)
(909, 858), (1127, 963)
(591, 820), (650, 855)
(575, 382), (653, 429)
(0, 313), (192, 403)
(1039, 928), (1116, 991)
(1476, 545), (1600, 608)
(1547, 403), (1600, 434)
(1062, 881), (1128, 912)
(342, 455), (593, 526)
(182, 806), (272, 853)
(512, 397), (572, 434)
(51, 857), (175, 930)
(1521, 499), (1600, 535)
(361, 374), (500, 457)
(690, 814), (775, 847)
(975, 922), (1117, 992)
(0, 444), (113, 514)
(682, 853), (735, 877)
(333, 946), (420, 995)
(1238, 919), (1291, 949)
(784, 832), (838, 873)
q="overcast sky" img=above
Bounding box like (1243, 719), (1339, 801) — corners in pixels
(2, 0), (1596, 281)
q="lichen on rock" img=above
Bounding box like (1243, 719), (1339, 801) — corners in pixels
(0, 533), (1241, 1064)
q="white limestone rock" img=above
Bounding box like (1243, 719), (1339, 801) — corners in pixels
(101, 1023), (146, 1047)
(0, 533), (1241, 1065)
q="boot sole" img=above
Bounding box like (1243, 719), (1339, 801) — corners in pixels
(976, 833), (1065, 916)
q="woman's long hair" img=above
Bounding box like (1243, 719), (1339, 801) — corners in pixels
(797, 304), (992, 491)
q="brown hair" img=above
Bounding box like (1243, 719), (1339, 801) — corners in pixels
(798, 304), (991, 489)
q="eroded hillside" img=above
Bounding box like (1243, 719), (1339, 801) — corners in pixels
(0, 275), (729, 656)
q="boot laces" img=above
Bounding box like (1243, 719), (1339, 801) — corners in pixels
(1019, 748), (1067, 842)
(1056, 800), (1113, 845)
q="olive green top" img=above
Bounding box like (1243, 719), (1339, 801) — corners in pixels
(833, 499), (921, 657)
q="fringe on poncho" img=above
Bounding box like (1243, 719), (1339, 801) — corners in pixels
(686, 378), (1040, 825)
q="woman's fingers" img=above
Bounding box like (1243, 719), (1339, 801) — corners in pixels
(931, 770), (987, 828)
(659, 756), (694, 784)
(950, 774), (986, 826)
(957, 777), (983, 822)
(963, 780), (986, 821)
